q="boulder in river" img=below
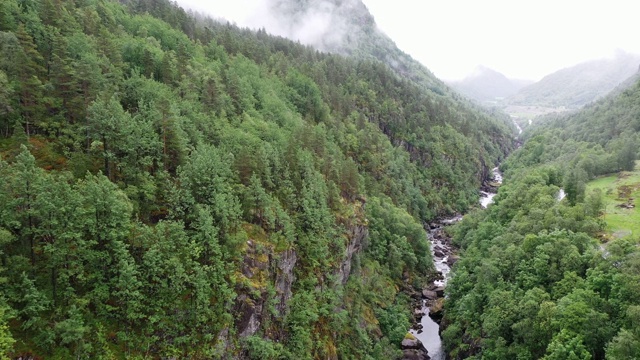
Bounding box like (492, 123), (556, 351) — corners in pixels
(422, 290), (438, 300)
(431, 285), (445, 297)
(402, 348), (430, 360)
(402, 334), (431, 360)
(428, 298), (445, 323)
(401, 337), (422, 350)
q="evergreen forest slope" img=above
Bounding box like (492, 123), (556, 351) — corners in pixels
(442, 71), (640, 359)
(0, 0), (515, 358)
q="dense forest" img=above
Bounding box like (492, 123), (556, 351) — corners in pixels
(442, 70), (640, 359)
(0, 0), (516, 358)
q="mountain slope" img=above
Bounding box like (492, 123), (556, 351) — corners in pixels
(261, 0), (448, 94)
(508, 51), (640, 108)
(0, 0), (515, 358)
(448, 66), (533, 103)
(443, 75), (640, 360)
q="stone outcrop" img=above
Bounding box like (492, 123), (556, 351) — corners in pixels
(234, 239), (298, 338)
(275, 249), (297, 317)
(401, 336), (431, 360)
(235, 240), (270, 337)
(234, 214), (368, 343)
(336, 223), (368, 285)
(422, 290), (437, 300)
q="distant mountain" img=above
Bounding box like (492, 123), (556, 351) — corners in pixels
(448, 66), (533, 103)
(508, 51), (640, 109)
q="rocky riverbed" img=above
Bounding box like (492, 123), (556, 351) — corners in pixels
(403, 168), (502, 360)
(404, 218), (458, 360)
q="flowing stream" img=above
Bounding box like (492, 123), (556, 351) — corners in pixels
(479, 168), (503, 208)
(408, 168), (503, 359)
(557, 189), (566, 201)
(514, 118), (523, 135)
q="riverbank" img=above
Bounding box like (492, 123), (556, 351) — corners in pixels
(404, 168), (503, 360)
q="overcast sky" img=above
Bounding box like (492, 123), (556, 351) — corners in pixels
(177, 0), (640, 81)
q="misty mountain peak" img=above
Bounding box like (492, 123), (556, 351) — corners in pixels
(449, 67), (532, 103)
(509, 51), (640, 108)
(466, 65), (507, 80)
(263, 0), (375, 52)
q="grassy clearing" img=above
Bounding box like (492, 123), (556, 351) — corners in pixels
(587, 162), (640, 239)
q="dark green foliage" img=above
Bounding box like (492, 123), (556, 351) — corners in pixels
(0, 0), (516, 358)
(508, 78), (640, 181)
(443, 76), (640, 359)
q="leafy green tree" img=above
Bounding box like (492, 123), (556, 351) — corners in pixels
(6, 146), (44, 265)
(563, 168), (587, 205)
(243, 335), (286, 360)
(584, 188), (604, 218)
(607, 329), (640, 360)
(55, 304), (87, 347)
(13, 272), (51, 347)
(87, 95), (130, 179)
(617, 137), (637, 171)
(109, 240), (143, 326)
(542, 330), (590, 360)
(178, 144), (241, 236)
(0, 71), (14, 134)
(0, 303), (14, 360)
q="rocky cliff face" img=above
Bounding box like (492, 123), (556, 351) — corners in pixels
(233, 239), (300, 339)
(336, 223), (368, 285)
(232, 204), (369, 358)
(234, 239), (272, 338)
(233, 216), (367, 350)
(274, 248), (297, 317)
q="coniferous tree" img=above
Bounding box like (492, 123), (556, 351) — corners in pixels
(15, 24), (45, 136)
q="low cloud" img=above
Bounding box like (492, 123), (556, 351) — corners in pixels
(177, 0), (370, 53)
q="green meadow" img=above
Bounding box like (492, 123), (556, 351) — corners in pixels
(587, 162), (640, 239)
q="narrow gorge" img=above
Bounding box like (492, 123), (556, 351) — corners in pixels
(404, 168), (503, 360)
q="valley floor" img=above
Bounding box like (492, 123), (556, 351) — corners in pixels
(587, 160), (640, 240)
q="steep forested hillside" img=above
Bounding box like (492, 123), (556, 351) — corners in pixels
(0, 0), (514, 358)
(442, 75), (640, 359)
(508, 51), (640, 109)
(504, 76), (640, 183)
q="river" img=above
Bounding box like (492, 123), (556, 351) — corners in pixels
(479, 167), (503, 208)
(408, 167), (502, 360)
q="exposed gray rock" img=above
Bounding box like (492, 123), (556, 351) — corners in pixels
(402, 337), (430, 360)
(235, 240), (271, 337)
(402, 338), (422, 349)
(431, 286), (445, 298)
(275, 249), (297, 317)
(336, 224), (368, 285)
(422, 290), (437, 300)
(402, 348), (430, 360)
(236, 294), (263, 337)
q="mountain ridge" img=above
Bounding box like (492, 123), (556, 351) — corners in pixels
(448, 65), (533, 103)
(508, 51), (640, 108)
